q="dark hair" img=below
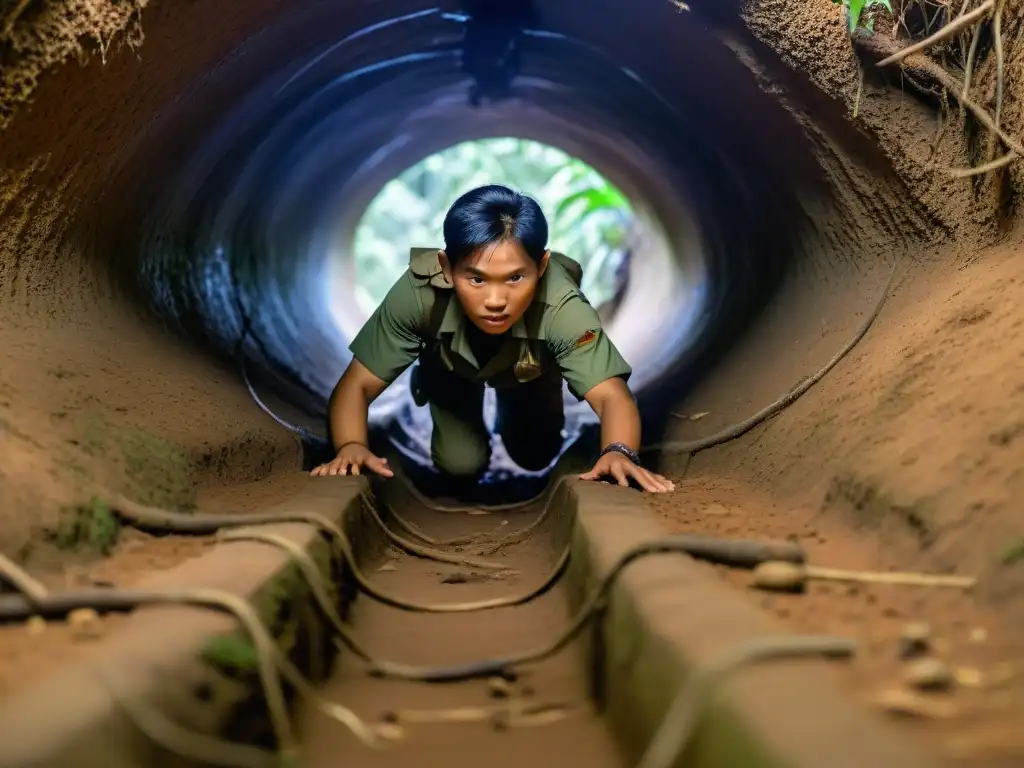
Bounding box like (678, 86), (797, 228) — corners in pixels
(442, 184), (548, 265)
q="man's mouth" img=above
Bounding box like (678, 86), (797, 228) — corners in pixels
(482, 315), (509, 326)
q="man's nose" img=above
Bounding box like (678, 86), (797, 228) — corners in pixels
(483, 289), (507, 311)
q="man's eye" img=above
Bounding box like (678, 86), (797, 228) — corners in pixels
(469, 276), (485, 285)
(508, 275), (523, 284)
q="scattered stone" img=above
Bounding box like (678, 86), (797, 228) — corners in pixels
(377, 563), (397, 573)
(442, 572), (469, 584)
(25, 616), (46, 636)
(905, 657), (954, 691)
(488, 677), (511, 698)
(969, 627), (988, 644)
(67, 608), (102, 641)
(875, 688), (957, 719)
(954, 667), (984, 688)
(751, 561), (805, 592)
(899, 622), (932, 659)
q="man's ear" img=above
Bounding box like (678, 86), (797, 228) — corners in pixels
(538, 250), (551, 277)
(437, 250), (453, 284)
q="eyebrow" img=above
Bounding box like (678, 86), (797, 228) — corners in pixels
(463, 266), (523, 280)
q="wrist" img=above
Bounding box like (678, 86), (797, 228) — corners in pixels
(600, 441), (640, 466)
(335, 440), (366, 453)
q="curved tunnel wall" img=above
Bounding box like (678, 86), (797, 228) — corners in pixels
(3, 0), (999, 556)
(91, 1), (846, 442)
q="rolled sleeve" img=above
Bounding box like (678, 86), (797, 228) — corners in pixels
(348, 271), (425, 384)
(545, 296), (632, 400)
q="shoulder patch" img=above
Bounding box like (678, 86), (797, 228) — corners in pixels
(574, 329), (598, 349)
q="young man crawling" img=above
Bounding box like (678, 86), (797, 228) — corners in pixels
(311, 184), (673, 494)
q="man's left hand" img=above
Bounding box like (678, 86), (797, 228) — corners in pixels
(579, 452), (674, 493)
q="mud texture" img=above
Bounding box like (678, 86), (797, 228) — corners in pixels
(300, 480), (625, 768)
(2, 0), (1024, 765)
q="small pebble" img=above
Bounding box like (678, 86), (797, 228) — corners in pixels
(954, 667), (983, 688)
(25, 616), (46, 636)
(899, 622), (932, 659)
(488, 677), (511, 698)
(904, 657), (954, 691)
(441, 572), (468, 584)
(377, 563), (397, 573)
(751, 561), (806, 593)
(67, 608), (102, 641)
(969, 627), (988, 644)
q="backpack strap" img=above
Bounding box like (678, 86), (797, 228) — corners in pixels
(409, 247), (454, 343)
(426, 290), (452, 342)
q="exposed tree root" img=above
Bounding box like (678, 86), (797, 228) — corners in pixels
(655, 263), (897, 457)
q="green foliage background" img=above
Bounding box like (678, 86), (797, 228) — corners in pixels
(352, 138), (634, 314)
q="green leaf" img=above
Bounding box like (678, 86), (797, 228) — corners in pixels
(554, 186), (629, 223)
(847, 0), (866, 33)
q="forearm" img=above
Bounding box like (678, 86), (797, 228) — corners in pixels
(328, 361), (388, 451)
(328, 382), (370, 452)
(592, 383), (641, 451)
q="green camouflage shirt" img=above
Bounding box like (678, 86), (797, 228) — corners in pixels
(348, 250), (631, 400)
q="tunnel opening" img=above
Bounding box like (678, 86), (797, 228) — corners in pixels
(331, 135), (695, 477)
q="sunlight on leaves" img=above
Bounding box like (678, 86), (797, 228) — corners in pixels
(352, 138), (634, 315)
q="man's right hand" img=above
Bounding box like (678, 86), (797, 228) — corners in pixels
(310, 442), (394, 478)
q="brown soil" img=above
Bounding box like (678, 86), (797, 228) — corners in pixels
(0, 468), (310, 699)
(2, 0), (1024, 765)
(300, 486), (625, 768)
(655, 243), (1024, 765)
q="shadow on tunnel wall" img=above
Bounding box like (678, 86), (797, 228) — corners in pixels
(88, 0), (839, 454)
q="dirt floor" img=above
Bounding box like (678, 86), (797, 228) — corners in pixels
(300, 482), (625, 768)
(654, 241), (1024, 765)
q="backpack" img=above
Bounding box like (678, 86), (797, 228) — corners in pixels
(407, 247), (583, 341)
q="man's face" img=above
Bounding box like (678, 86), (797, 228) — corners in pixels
(439, 241), (549, 335)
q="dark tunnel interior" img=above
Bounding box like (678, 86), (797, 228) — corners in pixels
(88, 0), (842, 477)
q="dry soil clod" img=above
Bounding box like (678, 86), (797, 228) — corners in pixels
(904, 657), (955, 691)
(24, 615), (46, 636)
(899, 622), (932, 659)
(67, 607), (102, 640)
(488, 676), (512, 698)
